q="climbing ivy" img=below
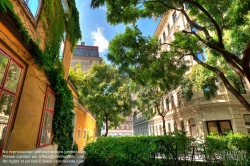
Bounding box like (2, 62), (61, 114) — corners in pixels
(0, 0), (81, 158)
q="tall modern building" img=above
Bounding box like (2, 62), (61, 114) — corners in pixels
(133, 8), (250, 138)
(70, 42), (102, 72)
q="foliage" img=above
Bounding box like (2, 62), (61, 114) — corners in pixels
(108, 26), (188, 91)
(71, 62), (133, 136)
(203, 132), (250, 165)
(84, 131), (193, 166)
(84, 132), (250, 166)
(0, 0), (81, 158)
(72, 142), (79, 156)
(91, 0), (250, 111)
(136, 85), (169, 135)
(67, 0), (82, 50)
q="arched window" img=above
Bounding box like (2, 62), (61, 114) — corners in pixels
(174, 121), (178, 131)
(168, 123), (171, 132)
(189, 118), (197, 138)
(181, 120), (185, 132)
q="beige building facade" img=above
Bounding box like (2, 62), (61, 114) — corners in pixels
(133, 8), (250, 138)
(70, 42), (102, 72)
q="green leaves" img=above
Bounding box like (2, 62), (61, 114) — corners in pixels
(70, 62), (133, 136)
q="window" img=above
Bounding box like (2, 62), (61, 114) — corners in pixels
(38, 89), (55, 147)
(177, 92), (182, 106)
(159, 39), (162, 45)
(61, 0), (69, 13)
(181, 120), (185, 132)
(243, 114), (250, 133)
(171, 95), (175, 108)
(185, 92), (192, 102)
(77, 129), (81, 140)
(167, 24), (170, 34)
(189, 118), (197, 138)
(234, 78), (246, 94)
(206, 120), (232, 135)
(185, 3), (189, 9)
(172, 11), (177, 23)
(174, 122), (178, 131)
(168, 123), (171, 132)
(0, 49), (23, 152)
(163, 31), (166, 41)
(165, 98), (169, 110)
(83, 130), (87, 139)
(22, 0), (41, 19)
(59, 31), (66, 61)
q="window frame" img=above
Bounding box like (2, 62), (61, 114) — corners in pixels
(206, 120), (232, 135)
(0, 48), (23, 154)
(37, 88), (55, 147)
(172, 11), (177, 23)
(59, 31), (67, 61)
(20, 0), (43, 26)
(234, 78), (246, 94)
(163, 31), (166, 41)
(167, 24), (170, 34)
(243, 114), (250, 133)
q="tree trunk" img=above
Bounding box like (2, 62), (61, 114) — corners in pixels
(162, 115), (167, 136)
(104, 115), (108, 136)
(242, 39), (250, 89)
(193, 55), (250, 112)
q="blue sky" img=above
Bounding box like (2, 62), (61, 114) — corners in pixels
(75, 0), (160, 62)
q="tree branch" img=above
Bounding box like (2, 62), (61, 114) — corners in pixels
(191, 53), (250, 111)
(181, 8), (212, 40)
(186, 0), (224, 47)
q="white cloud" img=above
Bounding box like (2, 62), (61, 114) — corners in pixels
(91, 27), (109, 53)
(100, 6), (107, 11)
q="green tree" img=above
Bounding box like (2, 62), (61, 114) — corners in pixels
(136, 85), (170, 135)
(90, 0), (250, 111)
(75, 62), (133, 136)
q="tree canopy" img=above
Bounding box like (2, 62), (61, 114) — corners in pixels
(90, 0), (250, 111)
(70, 62), (133, 136)
(136, 84), (171, 135)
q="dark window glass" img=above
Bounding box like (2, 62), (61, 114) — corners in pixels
(163, 32), (166, 41)
(172, 11), (177, 23)
(234, 78), (246, 94)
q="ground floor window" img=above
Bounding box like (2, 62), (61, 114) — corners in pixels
(206, 120), (232, 135)
(0, 48), (23, 153)
(168, 123), (171, 132)
(181, 120), (185, 132)
(243, 114), (250, 133)
(189, 118), (197, 138)
(38, 89), (55, 147)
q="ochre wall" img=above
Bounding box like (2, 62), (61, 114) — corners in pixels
(0, 0), (74, 154)
(0, 21), (48, 151)
(69, 85), (96, 150)
(73, 103), (96, 150)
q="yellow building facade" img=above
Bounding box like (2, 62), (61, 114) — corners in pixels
(0, 0), (95, 164)
(68, 81), (96, 150)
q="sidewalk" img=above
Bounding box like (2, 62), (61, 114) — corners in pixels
(60, 153), (85, 166)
